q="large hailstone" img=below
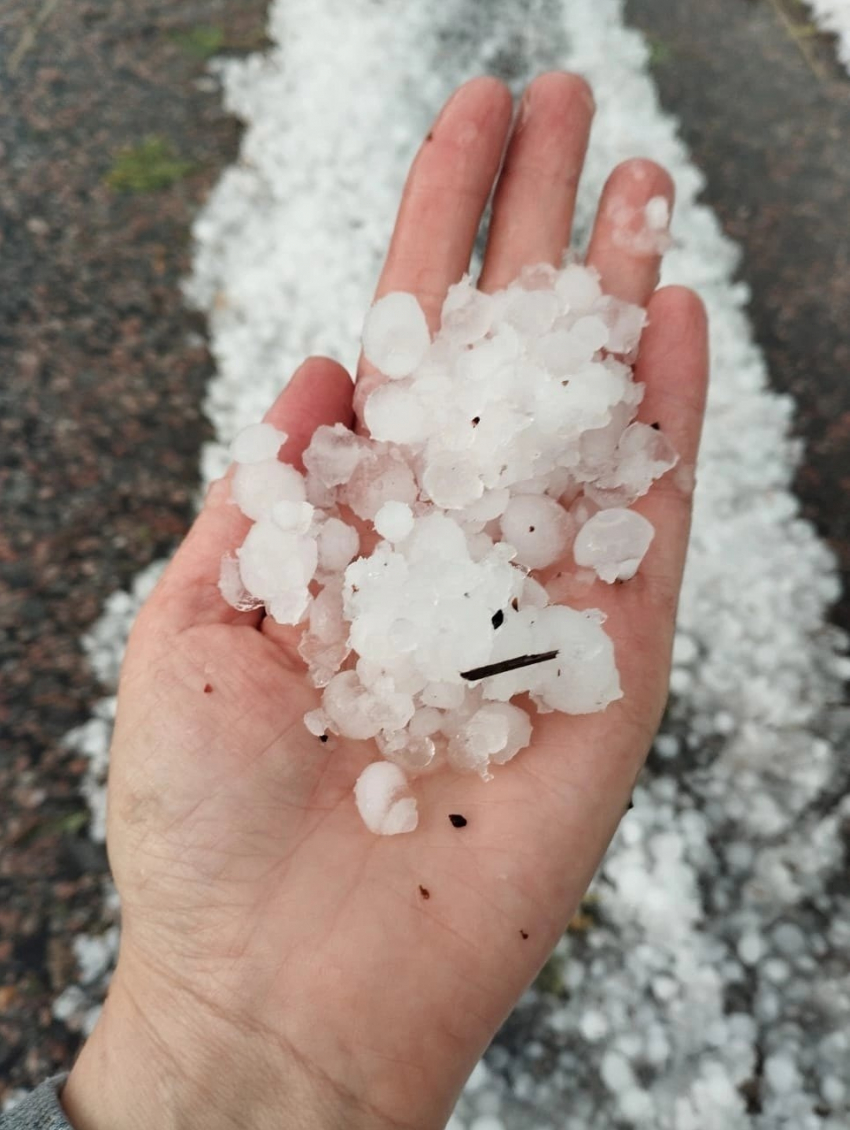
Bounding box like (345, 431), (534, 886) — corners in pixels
(500, 494), (575, 570)
(573, 508), (655, 583)
(362, 292), (431, 379)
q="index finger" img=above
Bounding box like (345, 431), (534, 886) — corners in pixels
(354, 77), (513, 416)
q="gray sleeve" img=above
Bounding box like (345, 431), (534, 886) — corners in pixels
(1, 1077), (73, 1130)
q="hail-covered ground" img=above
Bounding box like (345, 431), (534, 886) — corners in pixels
(807, 0), (850, 73)
(58, 0), (850, 1126)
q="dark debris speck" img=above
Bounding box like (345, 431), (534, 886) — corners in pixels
(203, 683), (213, 694)
(449, 814), (468, 828)
(520, 929), (529, 940)
(491, 609), (504, 629)
(418, 885), (430, 899)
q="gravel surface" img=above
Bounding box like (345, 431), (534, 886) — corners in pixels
(0, 0), (266, 1097)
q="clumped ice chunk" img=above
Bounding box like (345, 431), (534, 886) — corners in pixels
(477, 604), (621, 714)
(303, 424), (371, 487)
(354, 762), (419, 835)
(221, 258), (678, 835)
(362, 292), (431, 378)
(573, 508), (655, 583)
(446, 702), (532, 777)
(343, 447), (418, 520)
(441, 275), (497, 345)
(230, 423), (288, 464)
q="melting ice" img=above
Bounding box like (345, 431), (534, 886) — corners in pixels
(221, 263), (678, 833)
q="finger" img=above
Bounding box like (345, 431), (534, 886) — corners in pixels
(627, 285), (709, 607)
(354, 77), (513, 416)
(478, 72), (595, 293)
(584, 158), (674, 306)
(492, 289), (708, 892)
(146, 358), (354, 632)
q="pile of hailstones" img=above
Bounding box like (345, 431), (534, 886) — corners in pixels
(220, 262), (677, 835)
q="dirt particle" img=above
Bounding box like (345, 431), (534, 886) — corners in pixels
(419, 885), (430, 899)
(203, 683), (213, 694)
(491, 609), (504, 629)
(319, 734), (329, 743)
(520, 929), (529, 940)
(449, 813), (467, 828)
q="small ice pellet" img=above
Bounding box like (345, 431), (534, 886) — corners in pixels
(354, 761), (419, 835)
(304, 709), (330, 737)
(316, 517), (360, 572)
(374, 500), (414, 542)
(271, 500), (314, 533)
(645, 195), (670, 232)
(229, 422), (288, 464)
(573, 508), (655, 583)
(362, 292), (431, 379)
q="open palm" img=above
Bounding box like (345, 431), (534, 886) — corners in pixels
(65, 74), (707, 1130)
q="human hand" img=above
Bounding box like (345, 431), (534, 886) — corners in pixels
(63, 73), (707, 1130)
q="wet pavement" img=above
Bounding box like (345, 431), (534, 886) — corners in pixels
(1, 0), (848, 1099)
(628, 0), (850, 633)
(0, 0), (267, 1094)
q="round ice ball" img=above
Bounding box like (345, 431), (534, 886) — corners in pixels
(362, 292), (431, 379)
(374, 500), (414, 543)
(229, 423), (288, 464)
(232, 460), (306, 520)
(364, 382), (429, 444)
(354, 761), (419, 835)
(573, 508), (655, 583)
(499, 494), (574, 570)
(317, 517), (360, 572)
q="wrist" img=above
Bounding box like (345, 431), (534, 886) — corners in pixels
(61, 965), (362, 1130)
